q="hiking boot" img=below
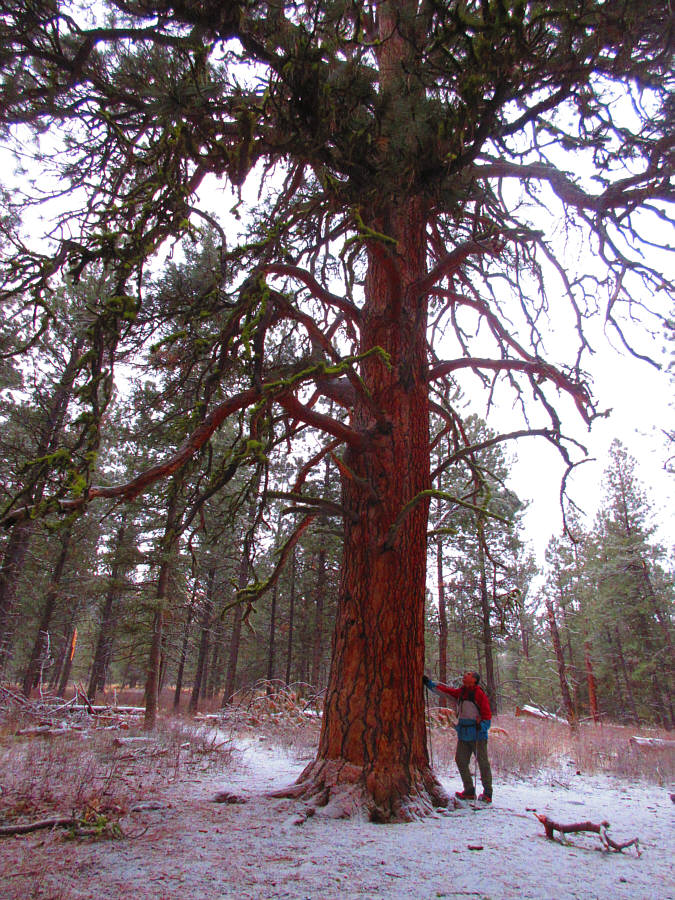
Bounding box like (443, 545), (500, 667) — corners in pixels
(455, 789), (476, 800)
(478, 792), (492, 803)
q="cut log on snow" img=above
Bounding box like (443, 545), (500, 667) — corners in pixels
(15, 725), (72, 737)
(516, 705), (567, 723)
(535, 814), (641, 856)
(0, 816), (77, 836)
(629, 736), (674, 750)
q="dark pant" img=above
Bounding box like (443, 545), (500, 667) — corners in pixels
(455, 738), (492, 796)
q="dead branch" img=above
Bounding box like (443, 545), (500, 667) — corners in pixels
(0, 816), (77, 836)
(535, 814), (641, 856)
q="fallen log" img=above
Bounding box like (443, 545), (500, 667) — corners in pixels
(535, 814), (640, 856)
(0, 816), (77, 837)
(15, 725), (72, 737)
(516, 705), (566, 723)
(629, 736), (674, 750)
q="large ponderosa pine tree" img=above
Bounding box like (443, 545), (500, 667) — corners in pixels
(1, 2), (673, 819)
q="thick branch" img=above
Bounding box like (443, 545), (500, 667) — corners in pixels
(278, 394), (364, 449)
(411, 239), (502, 296)
(474, 159), (674, 213)
(429, 358), (593, 424)
(384, 489), (510, 551)
(1, 386), (258, 526)
(264, 263), (362, 323)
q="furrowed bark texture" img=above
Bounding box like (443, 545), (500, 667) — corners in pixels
(280, 195), (447, 821)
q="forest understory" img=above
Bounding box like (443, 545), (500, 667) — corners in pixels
(0, 689), (672, 900)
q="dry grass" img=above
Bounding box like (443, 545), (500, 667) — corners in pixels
(428, 713), (675, 784)
(1, 682), (670, 840)
(0, 705), (233, 832)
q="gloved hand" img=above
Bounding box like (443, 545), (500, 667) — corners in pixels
(478, 719), (491, 740)
(423, 675), (437, 691)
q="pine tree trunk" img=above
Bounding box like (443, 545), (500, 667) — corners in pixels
(222, 496), (257, 705)
(477, 527), (497, 707)
(223, 601), (243, 705)
(275, 191), (447, 820)
(190, 566), (215, 713)
(285, 549), (296, 685)
(56, 625), (78, 698)
(436, 540), (448, 706)
(544, 594), (576, 727)
(144, 486), (179, 729)
(206, 618), (224, 699)
(611, 626), (639, 724)
(87, 516), (127, 701)
(311, 458), (332, 689)
(266, 582), (277, 692)
(0, 521), (34, 674)
(0, 335), (85, 674)
(311, 545), (327, 689)
(584, 640), (600, 723)
(22, 524), (72, 696)
(559, 600), (580, 720)
(173, 580), (198, 710)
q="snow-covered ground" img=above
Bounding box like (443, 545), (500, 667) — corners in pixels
(2, 735), (673, 899)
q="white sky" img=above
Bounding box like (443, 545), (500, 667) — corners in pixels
(501, 338), (673, 562)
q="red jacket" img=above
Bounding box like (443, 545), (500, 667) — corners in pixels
(436, 683), (492, 721)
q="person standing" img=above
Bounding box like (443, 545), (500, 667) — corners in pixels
(423, 671), (493, 803)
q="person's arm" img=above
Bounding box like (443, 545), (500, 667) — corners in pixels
(436, 682), (460, 699)
(423, 675), (460, 698)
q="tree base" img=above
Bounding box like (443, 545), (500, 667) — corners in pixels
(269, 756), (450, 823)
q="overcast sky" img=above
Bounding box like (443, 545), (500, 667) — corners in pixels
(501, 333), (673, 562)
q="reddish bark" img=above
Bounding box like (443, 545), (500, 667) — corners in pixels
(274, 189), (448, 820)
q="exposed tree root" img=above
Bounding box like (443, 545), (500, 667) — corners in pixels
(269, 757), (450, 823)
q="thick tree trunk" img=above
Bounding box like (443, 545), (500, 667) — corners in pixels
(276, 193), (447, 821)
